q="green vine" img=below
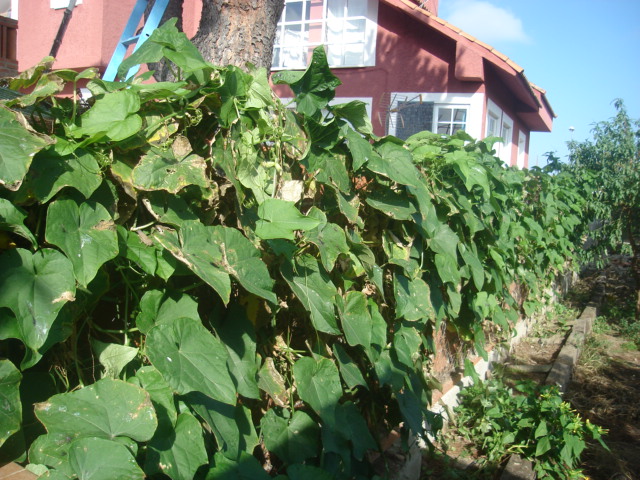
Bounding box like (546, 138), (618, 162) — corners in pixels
(0, 19), (586, 479)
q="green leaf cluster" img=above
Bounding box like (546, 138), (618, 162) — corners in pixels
(0, 20), (587, 479)
(453, 378), (608, 479)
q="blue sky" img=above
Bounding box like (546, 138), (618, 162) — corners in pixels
(438, 0), (640, 166)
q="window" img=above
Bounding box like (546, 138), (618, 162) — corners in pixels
(273, 0), (378, 69)
(517, 131), (526, 169)
(392, 103), (468, 139)
(500, 114), (513, 164)
(387, 93), (484, 140)
(436, 106), (467, 135)
(485, 100), (514, 164)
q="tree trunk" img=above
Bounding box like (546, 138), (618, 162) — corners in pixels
(192, 0), (284, 70)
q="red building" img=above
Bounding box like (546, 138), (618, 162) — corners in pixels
(10, 0), (554, 168)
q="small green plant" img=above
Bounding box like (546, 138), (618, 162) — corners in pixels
(452, 378), (608, 479)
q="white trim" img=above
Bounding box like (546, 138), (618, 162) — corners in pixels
(517, 130), (527, 169)
(387, 92), (484, 139)
(486, 99), (515, 164)
(500, 112), (513, 164)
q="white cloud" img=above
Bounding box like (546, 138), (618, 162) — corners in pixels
(444, 0), (532, 45)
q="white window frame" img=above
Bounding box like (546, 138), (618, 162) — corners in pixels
(485, 99), (514, 164)
(387, 92), (484, 140)
(500, 113), (513, 164)
(273, 0), (378, 70)
(51, 0), (82, 9)
(517, 130), (527, 169)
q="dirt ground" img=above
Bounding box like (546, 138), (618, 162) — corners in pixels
(421, 258), (640, 479)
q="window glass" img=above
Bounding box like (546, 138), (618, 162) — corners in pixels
(436, 107), (467, 135)
(274, 0), (376, 69)
(285, 2), (304, 22)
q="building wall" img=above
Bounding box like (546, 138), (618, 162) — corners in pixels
(17, 0), (137, 72)
(483, 66), (531, 167)
(272, 1), (484, 137)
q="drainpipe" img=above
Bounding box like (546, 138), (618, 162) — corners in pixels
(49, 0), (77, 58)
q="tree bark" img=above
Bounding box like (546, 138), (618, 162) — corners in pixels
(192, 0), (284, 70)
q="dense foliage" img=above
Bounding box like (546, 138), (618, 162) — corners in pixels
(454, 378), (607, 479)
(0, 21), (586, 479)
(566, 100), (640, 319)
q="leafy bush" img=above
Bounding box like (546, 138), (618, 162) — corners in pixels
(0, 20), (587, 479)
(453, 378), (608, 479)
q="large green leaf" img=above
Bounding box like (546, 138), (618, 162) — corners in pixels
(208, 225), (277, 304)
(434, 252), (461, 285)
(0, 360), (22, 447)
(131, 366), (177, 430)
(304, 208), (350, 272)
(430, 224), (460, 260)
(293, 357), (342, 421)
(146, 412), (207, 480)
(0, 107), (52, 191)
(91, 340), (138, 379)
(365, 190), (417, 220)
(135, 289), (200, 335)
(335, 401), (377, 460)
(393, 324), (422, 368)
(280, 255), (340, 335)
(368, 141), (420, 187)
(146, 317), (236, 405)
(344, 127), (375, 170)
(205, 452), (271, 480)
(34, 379), (157, 442)
(217, 305), (260, 399)
(393, 273), (434, 323)
(68, 437), (144, 480)
(0, 248), (76, 351)
(287, 463), (335, 480)
(185, 393), (258, 462)
(132, 146), (208, 194)
(260, 408), (320, 465)
(340, 291), (372, 348)
(46, 198), (118, 287)
(71, 90), (142, 141)
(0, 198), (37, 248)
(117, 227), (177, 281)
(17, 148), (102, 203)
(331, 100), (374, 135)
(255, 198), (322, 241)
(29, 432), (76, 476)
(272, 46), (341, 117)
(332, 343), (367, 390)
(154, 222), (276, 305)
(305, 148), (352, 193)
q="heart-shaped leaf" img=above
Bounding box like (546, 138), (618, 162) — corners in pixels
(34, 379), (157, 442)
(0, 248), (76, 351)
(146, 317), (236, 405)
(46, 198), (118, 287)
(0, 107), (52, 191)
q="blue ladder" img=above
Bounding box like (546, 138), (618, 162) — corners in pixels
(102, 0), (169, 81)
